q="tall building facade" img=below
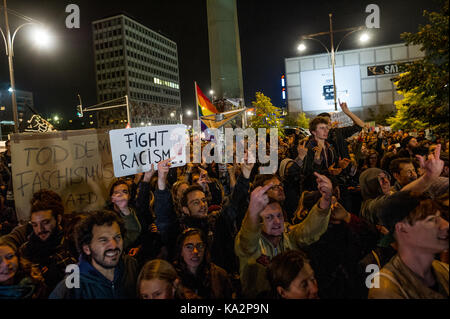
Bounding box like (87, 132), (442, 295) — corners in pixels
(207, 0), (244, 103)
(92, 14), (181, 128)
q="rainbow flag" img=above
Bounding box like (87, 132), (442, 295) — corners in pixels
(196, 83), (219, 117)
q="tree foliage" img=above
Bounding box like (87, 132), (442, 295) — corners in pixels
(393, 0), (449, 136)
(387, 88), (429, 131)
(249, 92), (285, 137)
(283, 112), (310, 129)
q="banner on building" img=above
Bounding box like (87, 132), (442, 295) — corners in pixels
(10, 129), (115, 222)
(109, 124), (187, 177)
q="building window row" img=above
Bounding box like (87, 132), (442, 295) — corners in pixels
(95, 40), (123, 51)
(127, 60), (178, 82)
(96, 49), (124, 61)
(93, 17), (122, 30)
(129, 91), (179, 105)
(124, 30), (177, 59)
(94, 27), (122, 40)
(125, 39), (177, 67)
(129, 81), (161, 93)
(97, 70), (125, 81)
(127, 49), (178, 74)
(123, 18), (176, 50)
(98, 80), (126, 91)
(97, 60), (125, 71)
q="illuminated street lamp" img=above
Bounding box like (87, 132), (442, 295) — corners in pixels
(297, 13), (369, 111)
(0, 0), (53, 133)
(186, 110), (193, 116)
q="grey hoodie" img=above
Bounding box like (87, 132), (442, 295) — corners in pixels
(359, 168), (391, 225)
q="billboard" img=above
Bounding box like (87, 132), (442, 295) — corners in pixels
(300, 65), (362, 111)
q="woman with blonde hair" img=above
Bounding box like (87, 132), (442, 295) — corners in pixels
(137, 259), (188, 299)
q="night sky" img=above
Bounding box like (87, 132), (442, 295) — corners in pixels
(0, 0), (440, 120)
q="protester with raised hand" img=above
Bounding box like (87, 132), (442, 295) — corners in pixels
(359, 144), (444, 225)
(234, 172), (333, 298)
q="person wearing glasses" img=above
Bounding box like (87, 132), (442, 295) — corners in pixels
(173, 228), (234, 299)
(153, 157), (253, 278)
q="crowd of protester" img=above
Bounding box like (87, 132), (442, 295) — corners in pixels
(0, 101), (448, 299)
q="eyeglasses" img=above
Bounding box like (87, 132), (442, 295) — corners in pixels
(183, 243), (205, 252)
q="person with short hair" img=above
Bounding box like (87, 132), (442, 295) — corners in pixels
(389, 158), (418, 192)
(266, 249), (319, 299)
(18, 191), (77, 294)
(369, 191), (449, 299)
(235, 172), (333, 298)
(49, 210), (139, 299)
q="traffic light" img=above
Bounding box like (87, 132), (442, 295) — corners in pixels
(76, 104), (83, 117)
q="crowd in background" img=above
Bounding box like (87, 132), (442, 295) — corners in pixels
(0, 101), (448, 299)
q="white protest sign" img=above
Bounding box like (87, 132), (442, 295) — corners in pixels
(109, 124), (187, 177)
(10, 129), (114, 222)
(330, 111), (353, 128)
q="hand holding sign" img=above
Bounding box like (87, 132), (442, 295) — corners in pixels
(157, 158), (173, 191)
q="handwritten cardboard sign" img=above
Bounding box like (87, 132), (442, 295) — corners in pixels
(330, 111), (354, 128)
(10, 129), (115, 222)
(109, 124), (187, 177)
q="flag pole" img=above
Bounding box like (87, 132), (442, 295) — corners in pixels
(194, 81), (200, 122)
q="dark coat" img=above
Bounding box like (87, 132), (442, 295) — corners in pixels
(49, 254), (138, 299)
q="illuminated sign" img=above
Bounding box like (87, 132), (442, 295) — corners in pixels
(367, 62), (411, 76)
(300, 65), (361, 111)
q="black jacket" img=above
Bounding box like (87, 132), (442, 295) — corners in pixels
(49, 254), (138, 299)
(154, 174), (251, 274)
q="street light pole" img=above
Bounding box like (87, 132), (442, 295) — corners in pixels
(298, 16), (368, 112)
(3, 0), (19, 133)
(329, 13), (337, 111)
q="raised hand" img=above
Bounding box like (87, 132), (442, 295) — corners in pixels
(157, 158), (173, 190)
(338, 99), (349, 113)
(248, 183), (273, 217)
(313, 143), (323, 160)
(328, 162), (343, 176)
(314, 172), (332, 209)
(338, 157), (352, 170)
(416, 144), (443, 180)
(297, 140), (308, 161)
(330, 201), (351, 224)
(142, 163), (156, 182)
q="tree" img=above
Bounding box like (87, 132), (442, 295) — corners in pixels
(367, 105), (395, 126)
(387, 87), (429, 131)
(282, 112), (310, 129)
(249, 92), (285, 137)
(393, 0), (449, 136)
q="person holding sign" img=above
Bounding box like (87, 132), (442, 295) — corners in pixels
(107, 179), (143, 251)
(153, 157), (254, 277)
(234, 172), (333, 298)
(317, 99), (365, 160)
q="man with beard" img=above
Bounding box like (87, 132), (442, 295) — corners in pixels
(389, 158), (418, 192)
(18, 193), (77, 294)
(154, 157), (253, 276)
(50, 210), (138, 299)
(398, 136), (419, 158)
(369, 191), (449, 299)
